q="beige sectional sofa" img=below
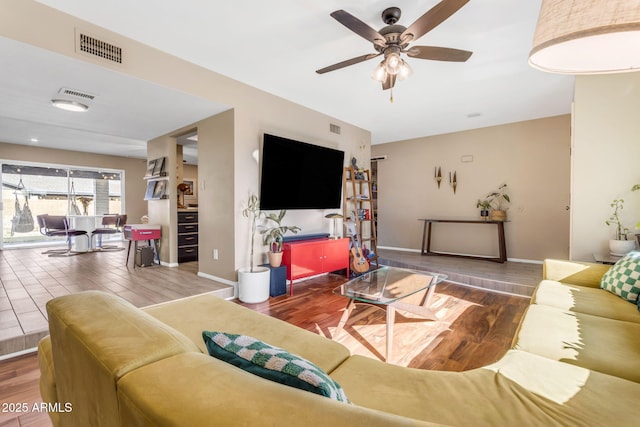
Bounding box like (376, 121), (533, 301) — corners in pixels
(39, 259), (640, 426)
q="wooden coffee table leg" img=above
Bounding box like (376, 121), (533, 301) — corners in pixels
(335, 299), (355, 333)
(386, 305), (395, 362)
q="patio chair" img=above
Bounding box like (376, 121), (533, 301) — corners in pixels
(91, 214), (127, 251)
(37, 214), (89, 256)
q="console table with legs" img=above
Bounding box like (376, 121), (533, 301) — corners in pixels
(419, 219), (508, 263)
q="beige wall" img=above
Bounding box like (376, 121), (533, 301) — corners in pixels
(232, 97), (370, 272)
(372, 115), (571, 262)
(0, 141), (147, 224)
(197, 110), (236, 281)
(572, 72), (640, 261)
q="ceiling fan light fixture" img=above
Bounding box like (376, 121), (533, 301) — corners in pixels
(51, 99), (89, 112)
(529, 0), (640, 74)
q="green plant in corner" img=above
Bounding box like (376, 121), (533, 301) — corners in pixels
(605, 199), (630, 240)
(259, 210), (301, 253)
(241, 193), (265, 272)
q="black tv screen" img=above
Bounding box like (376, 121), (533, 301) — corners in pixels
(260, 133), (345, 210)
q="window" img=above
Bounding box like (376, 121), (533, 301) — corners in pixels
(1, 162), (124, 247)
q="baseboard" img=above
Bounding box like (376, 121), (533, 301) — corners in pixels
(377, 245), (422, 253)
(160, 261), (179, 268)
(0, 346), (38, 361)
(197, 272), (237, 299)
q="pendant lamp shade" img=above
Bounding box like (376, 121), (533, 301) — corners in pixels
(529, 0), (640, 74)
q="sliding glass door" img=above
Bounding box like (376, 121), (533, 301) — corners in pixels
(1, 161), (124, 247)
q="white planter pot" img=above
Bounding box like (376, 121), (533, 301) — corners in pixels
(609, 239), (636, 256)
(238, 267), (270, 303)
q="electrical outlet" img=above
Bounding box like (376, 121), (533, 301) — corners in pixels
(213, 249), (219, 260)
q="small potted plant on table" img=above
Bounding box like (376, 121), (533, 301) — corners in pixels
(260, 210), (301, 267)
(606, 199), (635, 256)
(476, 200), (492, 221)
(480, 184), (510, 221)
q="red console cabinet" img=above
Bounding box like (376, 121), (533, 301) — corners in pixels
(282, 238), (350, 295)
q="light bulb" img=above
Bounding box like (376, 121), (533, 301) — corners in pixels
(371, 61), (387, 82)
(385, 53), (402, 75)
(397, 60), (413, 80)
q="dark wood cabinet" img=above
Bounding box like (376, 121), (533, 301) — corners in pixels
(177, 211), (198, 262)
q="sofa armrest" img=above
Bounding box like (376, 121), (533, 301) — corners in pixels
(38, 336), (61, 427)
(118, 353), (441, 427)
(543, 259), (611, 288)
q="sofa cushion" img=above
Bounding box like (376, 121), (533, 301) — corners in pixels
(203, 331), (349, 402)
(533, 280), (640, 323)
(514, 304), (640, 382)
(144, 293), (350, 374)
(600, 251), (640, 302)
(329, 351), (640, 426)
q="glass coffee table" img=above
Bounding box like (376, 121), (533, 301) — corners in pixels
(333, 266), (447, 362)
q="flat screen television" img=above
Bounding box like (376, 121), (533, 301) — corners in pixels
(259, 133), (345, 210)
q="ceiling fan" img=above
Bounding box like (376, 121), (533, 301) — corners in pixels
(316, 0), (473, 94)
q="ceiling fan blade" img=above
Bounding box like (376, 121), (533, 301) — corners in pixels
(401, 0), (470, 43)
(382, 74), (396, 91)
(330, 10), (386, 47)
(316, 53), (380, 74)
(407, 46), (472, 62)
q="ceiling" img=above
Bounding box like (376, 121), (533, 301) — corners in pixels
(0, 0), (574, 163)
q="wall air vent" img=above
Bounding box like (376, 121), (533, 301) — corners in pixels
(58, 87), (96, 101)
(329, 123), (341, 135)
(371, 155), (388, 161)
(78, 33), (122, 64)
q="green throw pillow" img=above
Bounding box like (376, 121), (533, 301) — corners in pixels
(600, 251), (640, 303)
(202, 331), (349, 403)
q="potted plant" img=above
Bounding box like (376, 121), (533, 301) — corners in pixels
(238, 193), (270, 303)
(259, 210), (301, 267)
(480, 184), (510, 221)
(605, 198), (635, 256)
(476, 200), (491, 221)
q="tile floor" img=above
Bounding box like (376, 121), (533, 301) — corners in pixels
(0, 245), (232, 356)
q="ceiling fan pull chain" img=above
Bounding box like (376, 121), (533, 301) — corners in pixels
(390, 88), (394, 103)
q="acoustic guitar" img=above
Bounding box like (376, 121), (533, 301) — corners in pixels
(350, 235), (369, 273)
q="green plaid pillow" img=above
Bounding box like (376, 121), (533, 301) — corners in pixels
(202, 331), (349, 403)
(600, 251), (640, 303)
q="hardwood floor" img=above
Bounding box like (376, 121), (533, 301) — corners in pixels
(237, 273), (529, 369)
(0, 255), (531, 427)
(0, 352), (45, 426)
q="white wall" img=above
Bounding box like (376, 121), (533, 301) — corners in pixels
(572, 72), (640, 260)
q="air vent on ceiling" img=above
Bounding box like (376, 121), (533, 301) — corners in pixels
(78, 33), (122, 64)
(58, 87), (96, 101)
(329, 123), (341, 135)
